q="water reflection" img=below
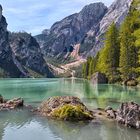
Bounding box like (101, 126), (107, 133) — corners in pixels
(0, 109), (140, 140)
(82, 81), (140, 109)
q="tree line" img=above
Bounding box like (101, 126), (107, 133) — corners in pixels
(82, 0), (140, 83)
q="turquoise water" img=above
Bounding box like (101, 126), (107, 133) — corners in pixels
(0, 78), (140, 140)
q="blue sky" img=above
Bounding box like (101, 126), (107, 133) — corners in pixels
(0, 0), (114, 35)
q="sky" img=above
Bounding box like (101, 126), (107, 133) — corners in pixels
(0, 0), (114, 35)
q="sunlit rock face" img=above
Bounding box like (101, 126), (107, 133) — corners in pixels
(99, 0), (133, 35)
(35, 2), (108, 60)
(36, 0), (133, 59)
(87, 0), (133, 56)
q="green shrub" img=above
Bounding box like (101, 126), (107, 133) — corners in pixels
(51, 104), (93, 121)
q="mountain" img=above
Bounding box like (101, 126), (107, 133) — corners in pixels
(87, 0), (133, 55)
(0, 5), (53, 78)
(0, 5), (27, 77)
(35, 2), (108, 61)
(9, 32), (54, 78)
(0, 0), (134, 78)
(35, 0), (133, 61)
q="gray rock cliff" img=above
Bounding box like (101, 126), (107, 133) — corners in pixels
(36, 0), (133, 59)
(9, 32), (54, 77)
(87, 0), (133, 55)
(0, 5), (27, 77)
(35, 2), (108, 59)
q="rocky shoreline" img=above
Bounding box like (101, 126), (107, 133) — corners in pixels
(0, 95), (139, 130)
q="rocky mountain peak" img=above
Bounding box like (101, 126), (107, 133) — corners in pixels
(86, 0), (133, 56)
(35, 2), (108, 60)
(79, 2), (107, 21)
(0, 5), (27, 77)
(42, 29), (50, 35)
(98, 0), (133, 35)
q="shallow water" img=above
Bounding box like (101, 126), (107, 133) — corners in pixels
(0, 78), (140, 140)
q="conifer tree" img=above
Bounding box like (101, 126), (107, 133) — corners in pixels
(82, 63), (87, 79)
(119, 0), (140, 79)
(88, 57), (94, 79)
(96, 23), (120, 82)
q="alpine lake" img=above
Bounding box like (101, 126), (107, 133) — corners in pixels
(0, 78), (140, 140)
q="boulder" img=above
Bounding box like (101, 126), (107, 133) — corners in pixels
(105, 106), (113, 112)
(91, 72), (108, 84)
(6, 98), (24, 107)
(105, 106), (116, 119)
(0, 97), (24, 110)
(39, 96), (94, 121)
(123, 79), (138, 86)
(116, 102), (140, 129)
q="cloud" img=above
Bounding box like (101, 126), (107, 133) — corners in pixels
(0, 0), (114, 35)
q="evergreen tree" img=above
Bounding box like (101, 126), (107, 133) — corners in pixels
(96, 23), (120, 82)
(82, 56), (97, 79)
(88, 57), (94, 79)
(119, 0), (140, 80)
(134, 29), (140, 68)
(82, 63), (87, 79)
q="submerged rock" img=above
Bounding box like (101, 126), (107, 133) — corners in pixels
(39, 96), (94, 121)
(116, 102), (140, 129)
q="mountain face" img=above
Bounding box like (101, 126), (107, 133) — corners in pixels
(9, 32), (54, 78)
(0, 5), (27, 77)
(36, 0), (133, 60)
(35, 2), (108, 59)
(87, 0), (133, 55)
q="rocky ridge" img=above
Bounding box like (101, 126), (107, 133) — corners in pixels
(88, 0), (133, 55)
(35, 2), (108, 60)
(36, 0), (133, 60)
(9, 32), (54, 78)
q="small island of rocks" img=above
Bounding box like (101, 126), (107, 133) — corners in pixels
(0, 95), (139, 130)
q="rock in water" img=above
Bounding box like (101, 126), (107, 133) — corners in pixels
(39, 96), (94, 121)
(0, 97), (24, 110)
(116, 102), (140, 129)
(103, 106), (116, 119)
(123, 79), (138, 86)
(91, 72), (108, 84)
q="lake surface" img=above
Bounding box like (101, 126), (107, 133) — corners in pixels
(0, 78), (140, 140)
